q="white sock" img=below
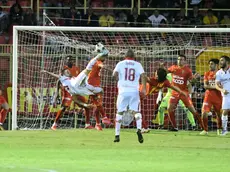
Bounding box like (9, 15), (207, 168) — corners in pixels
(135, 113), (142, 130)
(0, 123), (2, 125)
(222, 115), (228, 131)
(52, 122), (57, 126)
(76, 71), (87, 86)
(85, 123), (90, 127)
(115, 114), (122, 136)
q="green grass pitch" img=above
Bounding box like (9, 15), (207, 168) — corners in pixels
(0, 129), (230, 172)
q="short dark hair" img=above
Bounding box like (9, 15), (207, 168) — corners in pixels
(209, 58), (219, 64)
(157, 68), (167, 82)
(126, 49), (135, 58)
(220, 55), (230, 63)
(66, 55), (73, 61)
(66, 55), (74, 68)
(179, 54), (186, 60)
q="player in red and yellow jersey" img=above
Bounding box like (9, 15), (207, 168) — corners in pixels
(200, 58), (222, 135)
(139, 68), (187, 133)
(164, 55), (204, 131)
(86, 55), (112, 130)
(140, 68), (187, 96)
(0, 89), (9, 130)
(51, 57), (80, 130)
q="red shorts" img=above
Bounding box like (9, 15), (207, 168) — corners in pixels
(202, 94), (222, 113)
(0, 96), (7, 105)
(169, 92), (193, 108)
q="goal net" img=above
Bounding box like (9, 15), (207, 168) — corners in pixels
(12, 27), (230, 130)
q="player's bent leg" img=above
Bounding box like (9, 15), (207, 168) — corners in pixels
(221, 110), (229, 136)
(51, 106), (67, 130)
(91, 95), (111, 125)
(134, 112), (144, 144)
(167, 102), (178, 131)
(216, 113), (222, 135)
(200, 112), (209, 135)
(154, 96), (168, 126)
(179, 100), (196, 128)
(187, 105), (204, 130)
(84, 108), (94, 129)
(181, 95), (204, 130)
(94, 109), (103, 131)
(158, 107), (166, 126)
(114, 113), (123, 142)
(214, 104), (223, 135)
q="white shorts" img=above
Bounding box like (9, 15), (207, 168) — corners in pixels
(116, 92), (140, 113)
(76, 86), (95, 96)
(222, 96), (230, 110)
(86, 82), (103, 94)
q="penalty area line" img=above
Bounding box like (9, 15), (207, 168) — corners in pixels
(0, 165), (58, 172)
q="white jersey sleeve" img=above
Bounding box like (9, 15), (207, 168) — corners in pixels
(113, 62), (120, 76)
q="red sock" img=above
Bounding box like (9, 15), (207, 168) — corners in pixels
(202, 115), (208, 131)
(142, 118), (148, 129)
(55, 109), (63, 123)
(194, 112), (204, 129)
(95, 109), (100, 124)
(85, 109), (90, 124)
(97, 105), (106, 117)
(216, 115), (222, 129)
(168, 110), (177, 128)
(0, 109), (8, 124)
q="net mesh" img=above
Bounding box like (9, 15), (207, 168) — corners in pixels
(15, 27), (230, 130)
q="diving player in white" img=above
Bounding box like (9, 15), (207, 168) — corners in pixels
(41, 43), (108, 97)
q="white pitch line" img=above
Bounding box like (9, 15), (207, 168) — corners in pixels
(0, 165), (58, 172)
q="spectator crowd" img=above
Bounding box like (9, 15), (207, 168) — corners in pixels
(0, 0), (230, 44)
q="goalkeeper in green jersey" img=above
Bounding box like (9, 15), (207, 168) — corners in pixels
(153, 73), (196, 129)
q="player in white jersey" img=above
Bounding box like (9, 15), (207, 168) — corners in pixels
(113, 49), (146, 143)
(42, 43), (108, 96)
(215, 55), (230, 135)
(71, 43), (109, 89)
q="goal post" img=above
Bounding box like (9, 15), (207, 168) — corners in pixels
(12, 26), (230, 130)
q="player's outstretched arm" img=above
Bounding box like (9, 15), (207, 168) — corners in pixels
(41, 70), (60, 79)
(53, 80), (61, 105)
(215, 80), (229, 95)
(141, 73), (147, 96)
(113, 71), (119, 81)
(188, 82), (192, 94)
